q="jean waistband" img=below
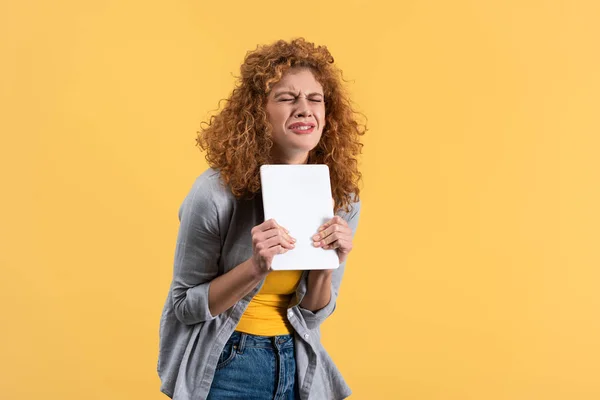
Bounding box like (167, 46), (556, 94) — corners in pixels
(230, 330), (294, 350)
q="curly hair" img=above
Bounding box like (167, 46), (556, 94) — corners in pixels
(196, 38), (366, 212)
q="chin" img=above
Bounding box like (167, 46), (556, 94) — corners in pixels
(293, 134), (321, 146)
(295, 142), (320, 153)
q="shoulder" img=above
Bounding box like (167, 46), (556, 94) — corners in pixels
(180, 168), (236, 219)
(336, 197), (361, 219)
(336, 196), (361, 232)
(188, 168), (235, 204)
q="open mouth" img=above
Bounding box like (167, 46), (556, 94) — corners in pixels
(288, 123), (316, 134)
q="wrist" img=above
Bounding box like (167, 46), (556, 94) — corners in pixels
(309, 269), (334, 279)
(247, 258), (270, 280)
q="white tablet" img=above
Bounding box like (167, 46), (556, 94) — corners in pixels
(260, 164), (340, 271)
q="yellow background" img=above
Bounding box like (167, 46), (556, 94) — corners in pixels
(1, 0), (599, 399)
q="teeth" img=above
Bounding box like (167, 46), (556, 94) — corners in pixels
(292, 125), (312, 130)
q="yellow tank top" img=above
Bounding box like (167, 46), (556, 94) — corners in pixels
(235, 270), (303, 336)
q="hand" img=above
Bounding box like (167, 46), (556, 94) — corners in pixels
(312, 216), (353, 264)
(250, 219), (296, 274)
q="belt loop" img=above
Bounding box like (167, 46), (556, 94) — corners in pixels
(237, 332), (247, 354)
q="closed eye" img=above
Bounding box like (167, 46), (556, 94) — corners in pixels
(276, 95), (324, 103)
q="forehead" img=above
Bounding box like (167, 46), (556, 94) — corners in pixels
(271, 68), (324, 93)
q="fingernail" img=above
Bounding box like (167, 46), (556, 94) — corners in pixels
(312, 235), (319, 240)
(313, 241), (320, 247)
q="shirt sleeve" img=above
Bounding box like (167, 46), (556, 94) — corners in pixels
(298, 199), (361, 330)
(170, 178), (223, 325)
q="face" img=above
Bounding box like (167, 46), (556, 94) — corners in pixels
(265, 68), (326, 164)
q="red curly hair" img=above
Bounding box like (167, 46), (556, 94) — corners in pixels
(196, 38), (366, 212)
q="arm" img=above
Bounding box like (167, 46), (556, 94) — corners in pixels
(299, 269), (333, 311)
(170, 180), (223, 325)
(207, 258), (266, 317)
(208, 218), (296, 315)
(298, 200), (361, 329)
(171, 178), (295, 325)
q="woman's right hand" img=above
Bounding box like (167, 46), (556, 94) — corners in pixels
(250, 219), (296, 274)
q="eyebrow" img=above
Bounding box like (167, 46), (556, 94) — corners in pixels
(273, 90), (324, 98)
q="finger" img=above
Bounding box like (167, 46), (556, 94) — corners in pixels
(271, 219), (287, 231)
(258, 245), (288, 260)
(324, 237), (352, 251)
(261, 219), (283, 232)
(277, 245), (288, 255)
(255, 219), (291, 236)
(318, 215), (348, 233)
(271, 221), (295, 243)
(313, 223), (351, 243)
(266, 245), (288, 257)
(261, 228), (294, 242)
(322, 240), (340, 250)
(257, 234), (295, 251)
(317, 231), (350, 247)
(254, 225), (295, 245)
(253, 219), (278, 237)
(320, 232), (342, 246)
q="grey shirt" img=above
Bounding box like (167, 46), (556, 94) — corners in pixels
(158, 168), (361, 400)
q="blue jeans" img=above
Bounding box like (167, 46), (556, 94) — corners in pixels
(207, 331), (299, 400)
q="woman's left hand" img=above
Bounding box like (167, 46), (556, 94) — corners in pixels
(312, 216), (353, 264)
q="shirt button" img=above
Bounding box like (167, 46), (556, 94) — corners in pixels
(303, 333), (310, 340)
(288, 311), (294, 318)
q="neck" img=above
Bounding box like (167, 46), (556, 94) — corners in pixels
(271, 151), (309, 165)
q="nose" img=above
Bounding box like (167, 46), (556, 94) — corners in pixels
(294, 97), (313, 118)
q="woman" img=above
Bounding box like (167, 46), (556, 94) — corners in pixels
(158, 38), (365, 400)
